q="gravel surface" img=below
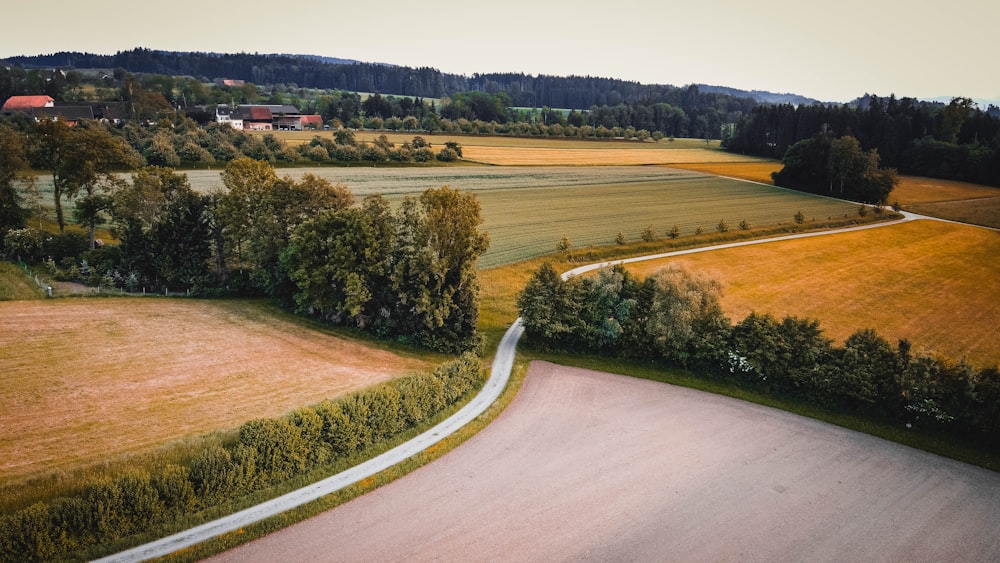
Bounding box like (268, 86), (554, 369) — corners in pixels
(210, 361), (1000, 562)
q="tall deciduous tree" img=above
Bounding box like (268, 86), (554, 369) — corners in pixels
(31, 120), (139, 235)
(0, 126), (32, 245)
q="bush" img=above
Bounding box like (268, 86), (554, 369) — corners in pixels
(436, 147), (459, 162)
(42, 232), (87, 263)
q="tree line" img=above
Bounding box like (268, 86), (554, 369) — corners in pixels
(5, 49), (757, 110)
(3, 56), (756, 140)
(1, 121), (489, 352)
(518, 263), (1000, 445)
(726, 95), (1000, 187)
(0, 353), (485, 561)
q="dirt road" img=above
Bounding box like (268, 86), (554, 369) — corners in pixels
(211, 361), (1000, 561)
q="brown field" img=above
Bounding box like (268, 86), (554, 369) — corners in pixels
(621, 220), (1000, 367)
(212, 361), (1000, 562)
(0, 298), (437, 481)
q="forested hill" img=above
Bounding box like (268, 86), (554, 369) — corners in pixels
(3, 48), (771, 109)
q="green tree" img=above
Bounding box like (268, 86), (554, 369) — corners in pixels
(409, 186), (489, 351)
(517, 262), (584, 350)
(30, 120), (139, 234)
(0, 126), (32, 246)
(643, 265), (726, 366)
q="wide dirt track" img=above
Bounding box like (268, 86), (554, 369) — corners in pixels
(211, 361), (1000, 562)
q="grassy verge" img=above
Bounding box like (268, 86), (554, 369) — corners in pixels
(532, 352), (1000, 473)
(157, 359), (531, 562)
(0, 262), (43, 301)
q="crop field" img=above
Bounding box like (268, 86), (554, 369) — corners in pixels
(0, 298), (437, 482)
(668, 161), (782, 185)
(266, 130), (726, 151)
(892, 176), (1000, 229)
(175, 166), (861, 268)
(621, 219), (1000, 367)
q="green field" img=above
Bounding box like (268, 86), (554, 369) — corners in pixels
(175, 166), (859, 268)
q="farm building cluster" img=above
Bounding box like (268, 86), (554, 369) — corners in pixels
(1, 95), (322, 130)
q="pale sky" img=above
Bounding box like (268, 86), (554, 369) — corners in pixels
(3, 0), (997, 104)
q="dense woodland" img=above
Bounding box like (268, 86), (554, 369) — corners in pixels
(727, 95), (1000, 187)
(518, 264), (1000, 445)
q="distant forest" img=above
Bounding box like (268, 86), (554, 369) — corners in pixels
(6, 48), (753, 108)
(726, 94), (1000, 187)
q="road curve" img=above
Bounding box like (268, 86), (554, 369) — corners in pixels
(100, 208), (973, 561)
(95, 321), (525, 563)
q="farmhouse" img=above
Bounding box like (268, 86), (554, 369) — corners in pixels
(2, 95), (128, 125)
(215, 104), (322, 130)
(2, 95), (55, 112)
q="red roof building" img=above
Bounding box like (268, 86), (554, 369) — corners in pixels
(2, 95), (55, 112)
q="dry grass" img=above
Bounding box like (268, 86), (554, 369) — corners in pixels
(621, 220), (1000, 368)
(668, 161), (782, 185)
(892, 176), (1000, 228)
(0, 298), (438, 482)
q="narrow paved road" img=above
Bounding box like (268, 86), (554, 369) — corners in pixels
(101, 208), (987, 561)
(95, 321), (524, 563)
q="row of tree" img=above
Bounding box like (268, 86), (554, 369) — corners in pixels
(1, 143), (489, 351)
(726, 95), (1000, 186)
(0, 353), (485, 561)
(518, 264), (1000, 443)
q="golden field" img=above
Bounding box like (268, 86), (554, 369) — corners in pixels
(621, 220), (1000, 368)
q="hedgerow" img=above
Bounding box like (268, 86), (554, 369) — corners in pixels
(0, 353), (485, 562)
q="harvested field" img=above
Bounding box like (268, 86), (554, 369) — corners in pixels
(0, 298), (436, 481)
(211, 361), (1000, 562)
(669, 160), (782, 185)
(622, 220), (1000, 367)
(458, 146), (764, 166)
(893, 176), (1000, 229)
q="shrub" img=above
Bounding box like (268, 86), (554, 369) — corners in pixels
(716, 219), (729, 233)
(641, 225), (656, 242)
(436, 147), (459, 162)
(615, 232), (627, 245)
(668, 225), (681, 239)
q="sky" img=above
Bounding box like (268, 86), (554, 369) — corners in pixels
(3, 0), (997, 104)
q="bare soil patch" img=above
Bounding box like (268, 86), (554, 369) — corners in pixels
(211, 361), (1000, 562)
(0, 298), (435, 481)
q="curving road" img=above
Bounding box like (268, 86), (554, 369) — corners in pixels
(100, 208), (987, 561)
